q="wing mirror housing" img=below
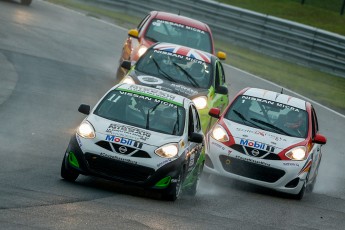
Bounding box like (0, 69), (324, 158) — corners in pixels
(189, 132), (204, 143)
(128, 29), (139, 39)
(78, 104), (90, 115)
(209, 107), (220, 118)
(313, 134), (327, 145)
(217, 51), (226, 60)
(121, 60), (132, 70)
(215, 85), (228, 95)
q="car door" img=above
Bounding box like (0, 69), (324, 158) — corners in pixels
(186, 105), (203, 173)
(308, 107), (322, 178)
(210, 61), (229, 113)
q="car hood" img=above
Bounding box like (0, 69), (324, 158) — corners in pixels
(224, 119), (305, 153)
(129, 71), (209, 98)
(87, 114), (182, 147)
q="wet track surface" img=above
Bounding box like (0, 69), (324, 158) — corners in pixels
(0, 0), (345, 229)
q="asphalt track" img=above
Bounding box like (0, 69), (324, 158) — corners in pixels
(0, 0), (344, 229)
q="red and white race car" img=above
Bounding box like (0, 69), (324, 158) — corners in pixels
(116, 11), (226, 81)
(205, 87), (327, 199)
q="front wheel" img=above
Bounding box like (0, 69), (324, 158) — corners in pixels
(162, 171), (182, 201)
(292, 181), (306, 200)
(61, 154), (79, 182)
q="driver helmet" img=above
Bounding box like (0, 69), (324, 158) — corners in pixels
(285, 111), (303, 129)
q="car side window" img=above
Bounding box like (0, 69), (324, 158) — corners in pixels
(215, 62), (220, 88)
(219, 62), (226, 84)
(188, 106), (195, 136)
(191, 105), (201, 132)
(311, 107), (319, 137)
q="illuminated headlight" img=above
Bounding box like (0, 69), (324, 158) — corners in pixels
(155, 143), (179, 158)
(138, 46), (148, 57)
(77, 121), (95, 139)
(285, 146), (306, 161)
(211, 124), (229, 142)
(122, 76), (135, 84)
(192, 96), (207, 110)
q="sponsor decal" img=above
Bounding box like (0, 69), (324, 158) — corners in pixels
(137, 76), (164, 85)
(105, 135), (143, 149)
(251, 149), (260, 157)
(283, 162), (300, 167)
(106, 124), (151, 141)
(236, 127), (287, 142)
(153, 20), (206, 34)
(235, 155), (271, 167)
(211, 141), (225, 150)
(118, 146), (128, 154)
(240, 139), (275, 152)
(225, 159), (231, 165)
(157, 159), (172, 168)
(154, 44), (211, 63)
(170, 83), (198, 96)
(76, 134), (82, 147)
(241, 95), (300, 112)
(127, 85), (176, 101)
(100, 152), (137, 165)
(189, 153), (195, 167)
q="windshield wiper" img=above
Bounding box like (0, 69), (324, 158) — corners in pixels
(152, 57), (177, 82)
(172, 107), (179, 135)
(233, 110), (262, 129)
(172, 62), (199, 88)
(145, 36), (158, 43)
(146, 102), (161, 129)
(250, 118), (291, 136)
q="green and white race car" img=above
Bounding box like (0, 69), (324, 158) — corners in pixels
(61, 83), (205, 201)
(120, 42), (229, 134)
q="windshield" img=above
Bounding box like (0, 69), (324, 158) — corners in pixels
(145, 19), (212, 53)
(94, 89), (185, 136)
(225, 95), (308, 138)
(135, 48), (212, 89)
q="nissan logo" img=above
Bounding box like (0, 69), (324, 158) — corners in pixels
(119, 146), (127, 154)
(251, 149), (260, 157)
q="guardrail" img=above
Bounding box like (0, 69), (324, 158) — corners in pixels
(94, 0), (345, 78)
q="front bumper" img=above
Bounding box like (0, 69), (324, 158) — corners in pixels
(64, 135), (185, 189)
(205, 139), (308, 195)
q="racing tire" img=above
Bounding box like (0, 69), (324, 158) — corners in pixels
(162, 170), (182, 201)
(61, 155), (79, 182)
(184, 162), (204, 196)
(292, 182), (306, 200)
(21, 0), (32, 5)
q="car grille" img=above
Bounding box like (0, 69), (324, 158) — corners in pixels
(219, 155), (285, 183)
(230, 144), (281, 160)
(95, 141), (151, 158)
(85, 153), (155, 182)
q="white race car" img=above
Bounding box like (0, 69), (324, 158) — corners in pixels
(61, 83), (205, 201)
(205, 87), (327, 199)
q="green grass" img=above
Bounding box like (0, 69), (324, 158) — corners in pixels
(44, 0), (345, 113)
(217, 0), (345, 36)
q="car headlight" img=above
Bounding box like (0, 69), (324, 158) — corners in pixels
(285, 146), (306, 161)
(138, 46), (148, 57)
(155, 143), (179, 158)
(77, 121), (95, 139)
(211, 124), (229, 142)
(192, 96), (207, 110)
(122, 76), (135, 84)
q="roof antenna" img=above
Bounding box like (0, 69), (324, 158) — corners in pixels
(280, 88), (284, 94)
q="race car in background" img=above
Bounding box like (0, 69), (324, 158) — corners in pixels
(120, 42), (229, 134)
(116, 11), (226, 81)
(205, 87), (327, 200)
(61, 83), (205, 201)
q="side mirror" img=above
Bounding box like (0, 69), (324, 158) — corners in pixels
(215, 85), (228, 95)
(217, 51), (226, 60)
(78, 104), (90, 115)
(128, 29), (139, 39)
(121, 60), (132, 70)
(313, 134), (327, 145)
(189, 132), (204, 143)
(209, 107), (220, 118)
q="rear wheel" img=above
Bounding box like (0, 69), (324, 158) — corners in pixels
(61, 154), (79, 182)
(21, 0), (32, 5)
